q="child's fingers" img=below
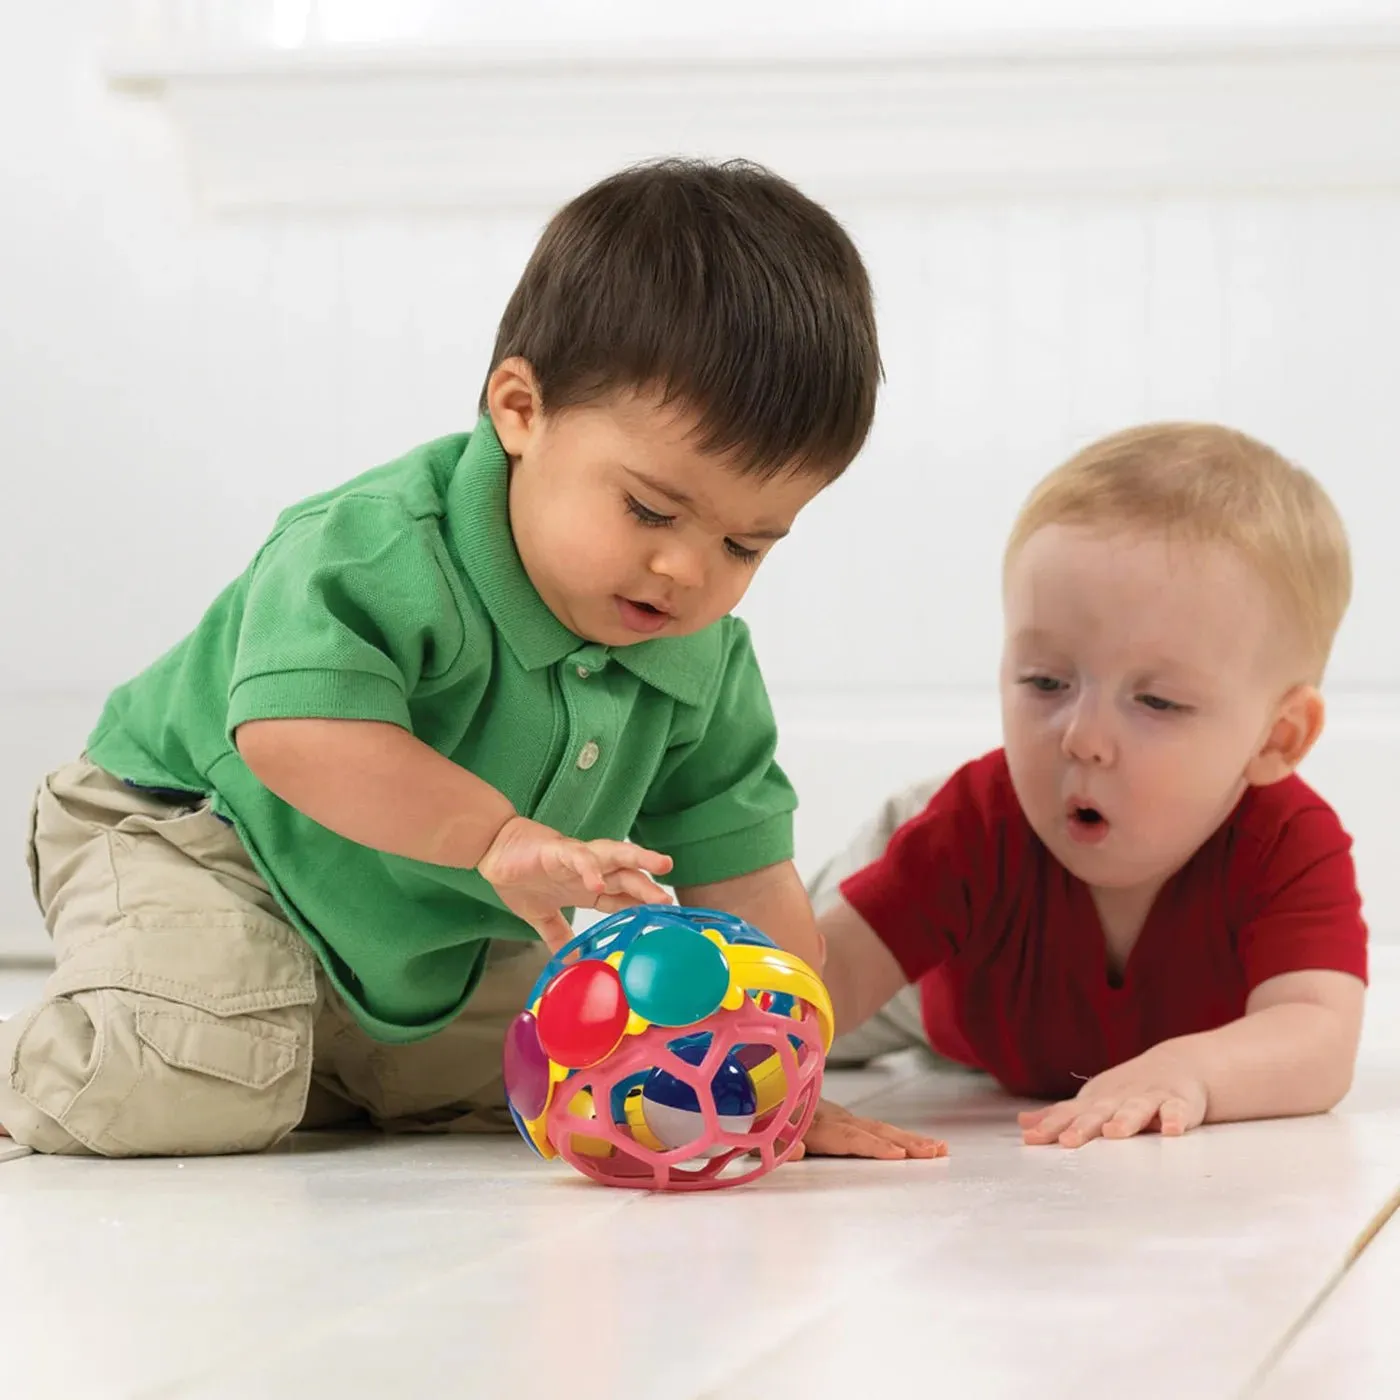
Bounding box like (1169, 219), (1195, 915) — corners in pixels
(601, 868), (670, 905)
(1017, 1105), (1054, 1128)
(812, 1119), (908, 1160)
(906, 1133), (949, 1159)
(583, 839), (674, 877)
(755, 1137), (808, 1162)
(1058, 1106), (1114, 1148)
(841, 1113), (947, 1157)
(590, 875), (674, 915)
(1158, 1097), (1196, 1136)
(795, 1101), (944, 1163)
(864, 1121), (948, 1158)
(1101, 1094), (1162, 1140)
(532, 910), (577, 952)
(556, 844), (607, 896)
(1021, 1100), (1078, 1144)
(618, 873), (672, 907)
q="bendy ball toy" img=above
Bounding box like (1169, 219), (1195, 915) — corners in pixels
(503, 904), (833, 1191)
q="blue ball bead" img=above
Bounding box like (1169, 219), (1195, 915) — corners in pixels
(644, 1035), (758, 1117)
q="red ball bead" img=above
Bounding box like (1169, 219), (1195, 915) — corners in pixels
(535, 959), (630, 1069)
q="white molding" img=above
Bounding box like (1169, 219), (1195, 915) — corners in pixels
(101, 25), (1400, 211)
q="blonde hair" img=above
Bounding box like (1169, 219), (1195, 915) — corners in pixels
(1006, 423), (1352, 682)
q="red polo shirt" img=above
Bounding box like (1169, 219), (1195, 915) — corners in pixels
(840, 749), (1368, 1100)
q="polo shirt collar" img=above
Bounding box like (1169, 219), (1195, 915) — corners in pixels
(612, 630), (721, 709)
(447, 418), (722, 708)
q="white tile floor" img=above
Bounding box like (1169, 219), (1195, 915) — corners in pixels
(3, 954), (1398, 1400)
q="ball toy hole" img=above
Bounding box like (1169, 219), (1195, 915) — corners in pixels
(639, 1035), (758, 1159)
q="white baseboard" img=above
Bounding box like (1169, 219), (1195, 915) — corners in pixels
(2, 689), (1396, 957)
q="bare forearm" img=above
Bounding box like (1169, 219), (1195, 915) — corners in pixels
(816, 899), (909, 1037)
(821, 926), (862, 1037)
(235, 718), (515, 867)
(1160, 1003), (1358, 1124)
(678, 861), (824, 972)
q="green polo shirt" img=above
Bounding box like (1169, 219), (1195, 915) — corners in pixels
(86, 420), (795, 1043)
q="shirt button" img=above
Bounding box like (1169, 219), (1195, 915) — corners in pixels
(576, 741), (600, 770)
(576, 665), (590, 679)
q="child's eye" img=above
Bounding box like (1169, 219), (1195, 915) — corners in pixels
(724, 539), (761, 565)
(1138, 693), (1187, 713)
(1020, 675), (1066, 695)
(626, 495), (674, 527)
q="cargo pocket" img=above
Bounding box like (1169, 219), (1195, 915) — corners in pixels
(14, 915), (319, 1157)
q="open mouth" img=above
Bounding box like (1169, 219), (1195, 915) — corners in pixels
(617, 596), (672, 634)
(1066, 800), (1110, 844)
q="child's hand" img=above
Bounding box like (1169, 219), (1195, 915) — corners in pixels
(791, 1099), (948, 1161)
(1018, 1050), (1209, 1148)
(478, 816), (674, 950)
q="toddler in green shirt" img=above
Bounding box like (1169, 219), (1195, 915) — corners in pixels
(1, 159), (932, 1162)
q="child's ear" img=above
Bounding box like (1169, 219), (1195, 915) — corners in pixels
(485, 357), (543, 456)
(1244, 685), (1325, 786)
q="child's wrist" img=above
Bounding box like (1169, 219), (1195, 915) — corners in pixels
(431, 794), (519, 869)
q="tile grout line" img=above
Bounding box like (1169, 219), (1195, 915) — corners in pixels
(1237, 1177), (1400, 1398)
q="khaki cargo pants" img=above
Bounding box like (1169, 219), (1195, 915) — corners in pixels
(0, 760), (550, 1157)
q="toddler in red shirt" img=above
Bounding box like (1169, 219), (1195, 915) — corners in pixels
(805, 422), (1366, 1153)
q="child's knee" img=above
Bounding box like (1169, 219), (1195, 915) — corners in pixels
(1, 980), (315, 1158)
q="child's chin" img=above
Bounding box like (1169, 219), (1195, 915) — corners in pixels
(1052, 836), (1123, 881)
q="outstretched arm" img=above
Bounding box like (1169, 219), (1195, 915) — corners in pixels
(675, 874), (943, 1161)
(1020, 968), (1364, 1148)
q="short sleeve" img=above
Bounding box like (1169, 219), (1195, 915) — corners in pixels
(631, 620), (795, 887)
(1235, 797), (1368, 989)
(227, 497), (464, 736)
(840, 757), (1004, 983)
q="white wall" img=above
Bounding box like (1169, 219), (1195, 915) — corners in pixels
(4, 2), (1400, 957)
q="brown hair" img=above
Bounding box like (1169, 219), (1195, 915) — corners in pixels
(482, 158), (882, 480)
(1006, 423), (1352, 681)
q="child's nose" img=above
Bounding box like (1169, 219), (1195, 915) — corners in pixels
(650, 543), (705, 590)
(1061, 696), (1115, 766)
